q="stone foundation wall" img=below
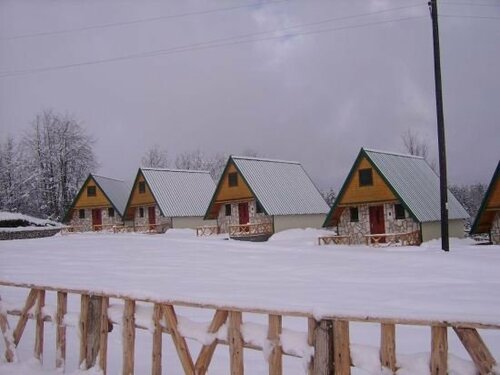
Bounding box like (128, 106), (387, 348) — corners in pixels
(0, 228), (61, 240)
(217, 200), (269, 234)
(134, 205), (172, 231)
(337, 203), (420, 245)
(491, 211), (500, 244)
(69, 208), (123, 231)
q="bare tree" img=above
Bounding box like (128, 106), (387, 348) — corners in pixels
(401, 129), (437, 172)
(141, 144), (169, 168)
(321, 188), (337, 207)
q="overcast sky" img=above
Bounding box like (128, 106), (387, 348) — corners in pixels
(1, 0), (499, 191)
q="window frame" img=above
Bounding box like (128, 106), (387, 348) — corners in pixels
(395, 203), (406, 220)
(108, 207), (115, 218)
(87, 186), (96, 197)
(138, 181), (146, 194)
(358, 168), (374, 187)
(228, 172), (238, 187)
(225, 204), (232, 217)
(350, 207), (359, 222)
(256, 201), (264, 214)
(139, 207), (144, 218)
(79, 209), (85, 219)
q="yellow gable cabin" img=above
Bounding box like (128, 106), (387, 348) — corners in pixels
(470, 161), (500, 244)
(323, 148), (469, 245)
(205, 156), (330, 241)
(64, 174), (131, 231)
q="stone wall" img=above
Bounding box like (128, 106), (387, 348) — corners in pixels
(337, 203), (420, 245)
(0, 228), (61, 240)
(134, 205), (172, 232)
(491, 211), (500, 244)
(69, 208), (124, 231)
(217, 200), (269, 233)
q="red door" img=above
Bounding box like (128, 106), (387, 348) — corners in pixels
(148, 206), (156, 230)
(369, 205), (385, 242)
(238, 203), (249, 225)
(92, 209), (102, 231)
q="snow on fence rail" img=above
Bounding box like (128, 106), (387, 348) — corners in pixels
(0, 281), (499, 375)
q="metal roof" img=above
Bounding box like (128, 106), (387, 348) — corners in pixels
(231, 156), (330, 215)
(93, 175), (131, 217)
(364, 149), (469, 222)
(141, 168), (216, 217)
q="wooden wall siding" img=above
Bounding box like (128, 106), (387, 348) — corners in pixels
(215, 163), (254, 204)
(74, 179), (112, 209)
(340, 158), (396, 205)
(128, 175), (156, 208)
(477, 178), (500, 233)
(487, 178), (500, 210)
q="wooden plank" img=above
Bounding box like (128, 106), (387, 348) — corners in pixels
(56, 292), (67, 370)
(99, 297), (109, 374)
(229, 311), (244, 375)
(307, 318), (317, 375)
(34, 289), (45, 363)
(268, 314), (282, 375)
(13, 288), (38, 345)
(163, 304), (194, 375)
(0, 294), (16, 363)
(195, 309), (228, 375)
(151, 304), (162, 375)
(453, 327), (497, 374)
(79, 294), (90, 367)
(380, 323), (396, 373)
(86, 296), (103, 367)
(123, 299), (136, 375)
(313, 320), (333, 375)
(430, 325), (447, 375)
(333, 320), (350, 375)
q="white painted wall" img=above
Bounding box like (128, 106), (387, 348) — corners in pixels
(273, 214), (327, 233)
(421, 219), (465, 242)
(172, 216), (216, 229)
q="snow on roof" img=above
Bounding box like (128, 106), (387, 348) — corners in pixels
(0, 211), (62, 227)
(231, 156), (330, 216)
(364, 149), (469, 222)
(93, 175), (131, 216)
(141, 168), (216, 217)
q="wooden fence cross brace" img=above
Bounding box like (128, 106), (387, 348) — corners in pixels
(164, 304), (195, 374)
(12, 289), (38, 346)
(0, 294), (17, 363)
(195, 309), (228, 375)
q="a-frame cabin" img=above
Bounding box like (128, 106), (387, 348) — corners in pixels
(64, 174), (130, 231)
(470, 161), (500, 244)
(323, 148), (469, 245)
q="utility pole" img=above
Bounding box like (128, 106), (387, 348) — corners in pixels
(429, 0), (449, 252)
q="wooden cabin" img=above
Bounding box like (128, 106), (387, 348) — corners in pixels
(470, 161), (500, 244)
(322, 148), (469, 245)
(64, 174), (130, 231)
(123, 168), (216, 232)
(204, 156), (330, 240)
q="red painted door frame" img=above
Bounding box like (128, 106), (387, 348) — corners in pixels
(238, 203), (249, 225)
(92, 209), (102, 231)
(148, 206), (156, 230)
(369, 205), (385, 242)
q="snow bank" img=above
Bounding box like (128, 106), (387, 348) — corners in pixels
(0, 211), (63, 232)
(268, 228), (335, 245)
(163, 229), (197, 239)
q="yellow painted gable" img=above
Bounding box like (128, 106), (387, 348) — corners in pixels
(128, 174), (156, 208)
(214, 162), (254, 203)
(74, 178), (112, 209)
(339, 157), (396, 205)
(486, 177), (500, 211)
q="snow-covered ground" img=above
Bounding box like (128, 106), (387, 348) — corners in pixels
(0, 229), (499, 374)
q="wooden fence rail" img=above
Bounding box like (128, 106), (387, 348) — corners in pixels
(0, 282), (499, 375)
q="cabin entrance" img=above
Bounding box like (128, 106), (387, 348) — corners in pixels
(148, 206), (156, 230)
(238, 203), (249, 225)
(92, 209), (102, 231)
(369, 205), (385, 242)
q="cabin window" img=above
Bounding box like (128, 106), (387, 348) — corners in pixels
(79, 209), (85, 219)
(359, 168), (373, 186)
(350, 207), (359, 222)
(225, 204), (232, 216)
(228, 172), (238, 187)
(87, 186), (96, 197)
(108, 207), (115, 218)
(139, 181), (146, 194)
(256, 201), (264, 214)
(395, 204), (405, 220)
(139, 207), (144, 218)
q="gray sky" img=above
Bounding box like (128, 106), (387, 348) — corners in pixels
(1, 0), (499, 191)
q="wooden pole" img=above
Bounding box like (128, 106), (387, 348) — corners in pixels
(0, 294), (16, 363)
(34, 289), (45, 363)
(151, 304), (162, 375)
(453, 327), (497, 374)
(307, 318), (317, 375)
(13, 288), (38, 345)
(99, 297), (109, 374)
(195, 309), (228, 375)
(163, 304), (194, 374)
(79, 294), (90, 367)
(430, 325), (448, 375)
(229, 311), (244, 375)
(56, 292), (67, 370)
(333, 320), (350, 375)
(85, 296), (103, 367)
(268, 314), (282, 375)
(380, 323), (396, 373)
(313, 320), (333, 375)
(123, 299), (136, 375)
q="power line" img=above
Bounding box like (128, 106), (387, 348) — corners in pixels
(441, 2), (500, 7)
(440, 14), (500, 20)
(0, 14), (427, 79)
(1, 0), (290, 41)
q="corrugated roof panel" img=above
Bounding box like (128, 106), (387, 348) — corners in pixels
(232, 156), (330, 216)
(93, 175), (131, 216)
(141, 168), (215, 217)
(364, 149), (469, 222)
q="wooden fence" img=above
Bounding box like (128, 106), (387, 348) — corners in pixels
(0, 281), (498, 375)
(228, 222), (273, 237)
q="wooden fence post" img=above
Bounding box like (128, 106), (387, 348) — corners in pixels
(151, 304), (162, 375)
(34, 289), (45, 363)
(123, 299), (136, 375)
(56, 292), (67, 370)
(80, 295), (104, 369)
(430, 325), (447, 375)
(0, 295), (16, 363)
(308, 318), (317, 375)
(333, 320), (350, 375)
(453, 327), (497, 375)
(229, 311), (244, 375)
(80, 294), (90, 367)
(99, 297), (109, 374)
(380, 323), (396, 373)
(313, 319), (333, 375)
(268, 314), (282, 375)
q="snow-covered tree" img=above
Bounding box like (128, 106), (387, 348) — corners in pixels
(141, 145), (169, 168)
(0, 136), (24, 212)
(321, 188), (337, 207)
(449, 183), (487, 228)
